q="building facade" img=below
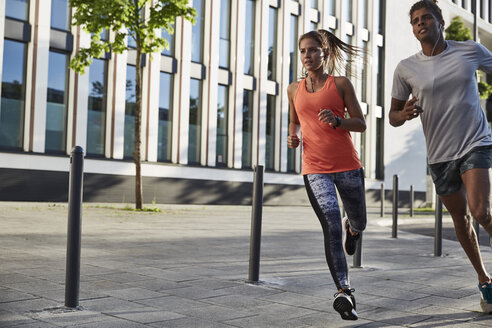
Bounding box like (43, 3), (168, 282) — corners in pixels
(0, 0), (491, 205)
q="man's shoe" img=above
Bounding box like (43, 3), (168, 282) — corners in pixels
(333, 290), (358, 320)
(343, 217), (360, 256)
(479, 280), (492, 313)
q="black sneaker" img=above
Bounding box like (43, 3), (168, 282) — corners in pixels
(333, 289), (358, 320)
(343, 217), (360, 256)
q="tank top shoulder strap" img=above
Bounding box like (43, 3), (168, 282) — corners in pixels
(294, 78), (306, 104)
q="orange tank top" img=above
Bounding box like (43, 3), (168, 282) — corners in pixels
(294, 75), (362, 175)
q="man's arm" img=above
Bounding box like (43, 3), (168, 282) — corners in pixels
(389, 97), (423, 127)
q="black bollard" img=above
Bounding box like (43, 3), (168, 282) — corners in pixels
(380, 183), (384, 217)
(352, 233), (362, 268)
(410, 185), (414, 217)
(65, 146), (84, 308)
(392, 175), (398, 238)
(248, 165), (264, 283)
(434, 195), (442, 257)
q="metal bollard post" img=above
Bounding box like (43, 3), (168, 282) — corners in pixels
(434, 195), (442, 257)
(65, 146), (85, 308)
(352, 233), (362, 268)
(248, 165), (264, 283)
(380, 183), (384, 217)
(410, 185), (414, 217)
(392, 175), (398, 238)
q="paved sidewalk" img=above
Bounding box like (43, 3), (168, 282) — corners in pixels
(1, 202), (492, 327)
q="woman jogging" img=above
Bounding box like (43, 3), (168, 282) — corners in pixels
(390, 0), (492, 313)
(287, 29), (367, 321)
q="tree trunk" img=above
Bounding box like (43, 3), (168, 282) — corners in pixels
(134, 45), (143, 210)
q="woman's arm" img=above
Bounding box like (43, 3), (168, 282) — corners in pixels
(287, 82), (301, 149)
(324, 76), (366, 132)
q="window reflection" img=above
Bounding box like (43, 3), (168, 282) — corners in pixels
(188, 78), (202, 163)
(51, 0), (70, 30)
(328, 0), (336, 16)
(6, 0), (29, 21)
(244, 0), (255, 75)
(0, 40), (27, 149)
(158, 72), (173, 162)
(268, 7), (277, 81)
(242, 90), (253, 168)
(162, 23), (175, 56)
(265, 95), (275, 170)
(216, 85), (228, 166)
(191, 0), (204, 63)
(287, 15), (298, 172)
(86, 58), (107, 156)
(219, 0), (230, 69)
(124, 65), (136, 158)
(345, 0), (353, 23)
(45, 51), (69, 153)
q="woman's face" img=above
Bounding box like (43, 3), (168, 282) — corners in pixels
(299, 37), (325, 72)
(410, 8), (441, 43)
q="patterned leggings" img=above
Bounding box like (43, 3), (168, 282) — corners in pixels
(303, 168), (367, 291)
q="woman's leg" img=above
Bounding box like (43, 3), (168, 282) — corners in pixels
(304, 174), (349, 291)
(335, 168), (367, 234)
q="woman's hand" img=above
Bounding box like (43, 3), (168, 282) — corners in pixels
(287, 134), (300, 148)
(318, 109), (338, 127)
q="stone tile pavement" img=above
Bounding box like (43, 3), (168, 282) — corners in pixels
(1, 202), (492, 327)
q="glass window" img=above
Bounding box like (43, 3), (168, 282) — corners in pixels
(289, 15), (298, 84)
(310, 22), (317, 31)
(124, 65), (136, 158)
(265, 95), (275, 170)
(376, 0), (384, 34)
(191, 0), (205, 63)
(188, 78), (202, 164)
(219, 0), (231, 69)
(242, 90), (253, 168)
(361, 41), (368, 103)
(158, 72), (173, 162)
(376, 47), (384, 106)
(45, 51), (69, 153)
(0, 40), (27, 149)
(6, 0), (29, 21)
(128, 29), (137, 48)
(244, 0), (256, 75)
(268, 7), (278, 81)
(361, 0), (369, 29)
(51, 0), (70, 30)
(161, 23), (175, 56)
(311, 0), (318, 9)
(345, 35), (353, 77)
(376, 117), (384, 179)
(328, 0), (336, 16)
(216, 85), (228, 166)
(344, 0), (353, 23)
(288, 14), (298, 171)
(86, 58), (107, 156)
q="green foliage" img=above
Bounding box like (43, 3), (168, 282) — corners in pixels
(478, 81), (492, 99)
(69, 0), (196, 74)
(445, 16), (472, 41)
(445, 16), (492, 99)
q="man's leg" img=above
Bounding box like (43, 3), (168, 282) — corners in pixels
(462, 168), (492, 237)
(439, 186), (490, 283)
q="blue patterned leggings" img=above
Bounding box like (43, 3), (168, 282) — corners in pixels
(303, 168), (367, 290)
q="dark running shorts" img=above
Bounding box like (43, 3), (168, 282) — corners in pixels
(429, 145), (492, 196)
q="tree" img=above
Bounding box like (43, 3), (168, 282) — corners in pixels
(445, 16), (491, 99)
(69, 0), (196, 209)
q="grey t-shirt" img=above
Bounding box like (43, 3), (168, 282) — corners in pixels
(392, 40), (492, 164)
